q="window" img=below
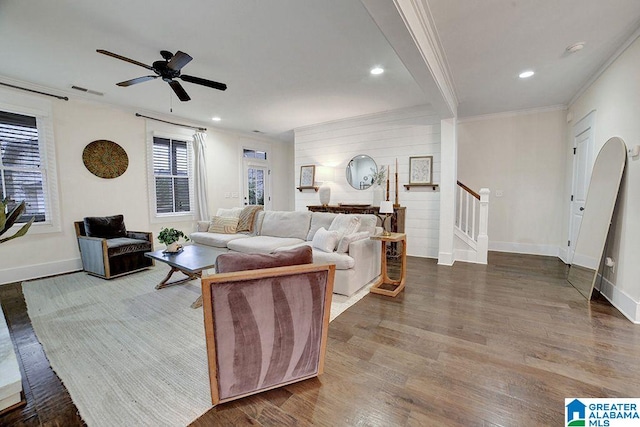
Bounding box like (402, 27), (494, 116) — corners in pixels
(243, 149), (267, 160)
(153, 137), (191, 214)
(0, 110), (46, 223)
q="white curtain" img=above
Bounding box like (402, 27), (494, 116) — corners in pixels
(192, 132), (210, 221)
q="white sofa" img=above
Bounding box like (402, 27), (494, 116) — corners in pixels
(190, 210), (381, 296)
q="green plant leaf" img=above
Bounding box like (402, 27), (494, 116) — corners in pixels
(1, 200), (27, 236)
(0, 217), (34, 244)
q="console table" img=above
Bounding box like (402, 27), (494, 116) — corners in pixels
(307, 204), (405, 233)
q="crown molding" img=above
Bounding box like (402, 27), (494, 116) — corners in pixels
(569, 25), (640, 107)
(457, 104), (567, 124)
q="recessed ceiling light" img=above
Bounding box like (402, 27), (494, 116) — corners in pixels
(211, 116), (221, 122)
(370, 67), (384, 75)
(566, 42), (585, 54)
(519, 70), (535, 79)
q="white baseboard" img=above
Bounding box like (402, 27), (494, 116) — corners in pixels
(0, 258), (82, 285)
(489, 241), (560, 257)
(557, 247), (570, 264)
(596, 275), (640, 324)
(454, 248), (487, 265)
(438, 251), (455, 266)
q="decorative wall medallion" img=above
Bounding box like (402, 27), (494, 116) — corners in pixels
(82, 140), (129, 179)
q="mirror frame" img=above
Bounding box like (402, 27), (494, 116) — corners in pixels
(567, 136), (627, 299)
(345, 155), (377, 190)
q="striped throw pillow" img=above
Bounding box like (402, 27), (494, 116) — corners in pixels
(237, 205), (263, 232)
(208, 216), (239, 234)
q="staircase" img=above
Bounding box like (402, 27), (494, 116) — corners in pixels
(454, 181), (490, 264)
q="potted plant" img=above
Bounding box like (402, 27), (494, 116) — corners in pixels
(158, 227), (189, 253)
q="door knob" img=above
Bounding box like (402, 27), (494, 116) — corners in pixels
(580, 207), (585, 211)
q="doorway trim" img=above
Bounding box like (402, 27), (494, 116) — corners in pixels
(564, 110), (595, 264)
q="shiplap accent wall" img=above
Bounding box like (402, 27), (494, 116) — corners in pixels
(294, 107), (441, 258)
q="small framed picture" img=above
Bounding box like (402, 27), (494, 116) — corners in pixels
(409, 156), (433, 185)
(299, 165), (316, 187)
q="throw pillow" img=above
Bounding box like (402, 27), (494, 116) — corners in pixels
(83, 214), (127, 239)
(328, 214), (361, 248)
(336, 231), (370, 253)
(312, 227), (340, 253)
(208, 216), (239, 234)
(236, 205), (263, 233)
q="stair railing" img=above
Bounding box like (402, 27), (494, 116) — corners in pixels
(456, 181), (490, 263)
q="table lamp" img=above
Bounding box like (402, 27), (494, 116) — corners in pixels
(379, 200), (394, 236)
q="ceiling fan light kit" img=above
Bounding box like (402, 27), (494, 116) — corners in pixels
(97, 49), (227, 102)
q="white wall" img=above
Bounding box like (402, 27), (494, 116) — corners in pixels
(294, 106), (441, 258)
(0, 90), (293, 284)
(568, 35), (640, 321)
(457, 109), (568, 256)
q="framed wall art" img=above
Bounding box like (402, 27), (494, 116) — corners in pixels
(409, 156), (433, 185)
(299, 165), (316, 187)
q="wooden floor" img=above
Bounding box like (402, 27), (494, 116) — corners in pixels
(2, 252), (640, 426)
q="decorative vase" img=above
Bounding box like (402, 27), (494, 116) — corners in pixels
(166, 242), (181, 253)
(319, 184), (331, 206)
(372, 185), (384, 206)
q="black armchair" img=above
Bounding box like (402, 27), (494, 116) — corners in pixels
(74, 214), (154, 279)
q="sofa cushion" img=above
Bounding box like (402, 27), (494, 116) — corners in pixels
(260, 211), (312, 240)
(208, 216), (239, 234)
(274, 242), (355, 270)
(84, 214), (127, 239)
(306, 212), (336, 241)
(227, 236), (306, 254)
(354, 214), (378, 236)
(311, 227), (340, 253)
(336, 231), (370, 253)
(106, 237), (152, 257)
(190, 232), (250, 248)
(328, 214), (360, 248)
(237, 205), (263, 233)
(215, 207), (243, 218)
(311, 248), (355, 270)
(216, 246), (312, 273)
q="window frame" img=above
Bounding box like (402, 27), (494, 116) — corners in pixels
(0, 87), (60, 234)
(146, 123), (195, 224)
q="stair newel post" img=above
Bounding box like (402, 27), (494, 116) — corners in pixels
(477, 188), (491, 264)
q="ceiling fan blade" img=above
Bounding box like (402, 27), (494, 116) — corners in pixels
(167, 51), (192, 71)
(96, 49), (154, 71)
(116, 76), (158, 87)
(180, 74), (227, 91)
(169, 80), (191, 101)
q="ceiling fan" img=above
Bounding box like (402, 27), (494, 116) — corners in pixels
(97, 49), (227, 101)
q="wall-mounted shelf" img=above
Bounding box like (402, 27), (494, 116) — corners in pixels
(403, 183), (439, 190)
(297, 186), (319, 192)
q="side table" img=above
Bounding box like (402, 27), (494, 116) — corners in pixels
(370, 232), (407, 297)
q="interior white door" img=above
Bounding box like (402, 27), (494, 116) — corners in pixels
(568, 122), (593, 263)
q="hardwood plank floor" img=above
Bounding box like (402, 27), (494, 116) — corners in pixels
(2, 252), (639, 426)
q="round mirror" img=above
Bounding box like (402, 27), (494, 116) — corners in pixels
(346, 155), (377, 190)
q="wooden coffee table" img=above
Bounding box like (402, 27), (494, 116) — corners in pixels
(145, 245), (220, 308)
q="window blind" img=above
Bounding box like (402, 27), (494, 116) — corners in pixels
(153, 137), (190, 214)
(0, 111), (45, 222)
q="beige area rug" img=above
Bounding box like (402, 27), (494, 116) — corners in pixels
(22, 267), (372, 427)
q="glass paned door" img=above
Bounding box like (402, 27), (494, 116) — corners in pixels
(244, 164), (269, 207)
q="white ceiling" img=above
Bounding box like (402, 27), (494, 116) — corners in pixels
(1, 1), (640, 140)
(428, 0), (640, 117)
